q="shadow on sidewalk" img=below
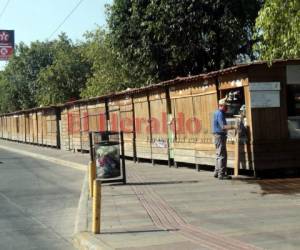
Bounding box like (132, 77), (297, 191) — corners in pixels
(244, 177), (300, 196)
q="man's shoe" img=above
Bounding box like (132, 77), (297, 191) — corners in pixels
(218, 175), (232, 180)
(214, 174), (218, 178)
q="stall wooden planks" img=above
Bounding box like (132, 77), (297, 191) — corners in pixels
(19, 114), (26, 142)
(0, 116), (3, 138)
(87, 101), (107, 133)
(25, 114), (30, 143)
(149, 89), (169, 161)
(37, 111), (43, 145)
(119, 97), (135, 158)
(43, 109), (58, 147)
(60, 108), (70, 150)
(108, 98), (120, 133)
(133, 94), (152, 160)
(28, 113), (35, 143)
(68, 105), (81, 151)
(108, 96), (136, 158)
(191, 79), (219, 167)
(79, 104), (89, 151)
(169, 83), (196, 164)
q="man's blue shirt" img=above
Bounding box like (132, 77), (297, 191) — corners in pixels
(213, 110), (227, 135)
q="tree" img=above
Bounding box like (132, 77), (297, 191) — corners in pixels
(254, 0), (300, 61)
(0, 41), (54, 111)
(36, 34), (91, 105)
(80, 28), (134, 98)
(0, 71), (18, 113)
(107, 0), (262, 84)
(0, 33), (92, 112)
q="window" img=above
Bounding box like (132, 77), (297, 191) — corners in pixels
(287, 85), (300, 116)
(220, 87), (245, 117)
(286, 65), (300, 139)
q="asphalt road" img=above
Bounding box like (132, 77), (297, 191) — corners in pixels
(0, 149), (85, 250)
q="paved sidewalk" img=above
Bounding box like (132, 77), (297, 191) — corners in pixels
(85, 164), (300, 250)
(1, 140), (300, 250)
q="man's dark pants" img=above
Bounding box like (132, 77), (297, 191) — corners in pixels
(214, 134), (227, 177)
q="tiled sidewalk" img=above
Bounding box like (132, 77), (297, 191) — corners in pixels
(92, 162), (300, 250)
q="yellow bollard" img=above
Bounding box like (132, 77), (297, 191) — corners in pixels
(92, 179), (102, 234)
(88, 161), (96, 198)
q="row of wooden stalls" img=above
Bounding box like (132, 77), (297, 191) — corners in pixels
(1, 60), (300, 174)
(0, 107), (60, 147)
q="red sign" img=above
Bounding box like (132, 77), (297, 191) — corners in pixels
(0, 30), (14, 61)
(0, 46), (13, 60)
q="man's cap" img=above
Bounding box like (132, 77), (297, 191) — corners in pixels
(218, 98), (229, 106)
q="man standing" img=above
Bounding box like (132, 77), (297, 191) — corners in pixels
(213, 98), (235, 180)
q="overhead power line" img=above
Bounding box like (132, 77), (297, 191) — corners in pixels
(0, 0), (11, 21)
(48, 0), (85, 39)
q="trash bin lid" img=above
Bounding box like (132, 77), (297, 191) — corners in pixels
(95, 141), (119, 146)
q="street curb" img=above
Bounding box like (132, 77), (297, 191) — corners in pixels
(74, 171), (89, 234)
(73, 169), (114, 250)
(73, 232), (113, 250)
(0, 144), (86, 171)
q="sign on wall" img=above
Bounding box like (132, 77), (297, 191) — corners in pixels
(0, 30), (14, 61)
(249, 82), (281, 108)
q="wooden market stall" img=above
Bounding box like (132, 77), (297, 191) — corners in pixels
(107, 94), (135, 158)
(41, 107), (60, 147)
(0, 59), (299, 175)
(67, 104), (81, 151)
(148, 88), (170, 162)
(60, 107), (71, 150)
(190, 77), (219, 168)
(37, 110), (43, 144)
(18, 113), (26, 142)
(133, 93), (152, 160)
(118, 96), (135, 158)
(169, 80), (198, 165)
(87, 100), (107, 134)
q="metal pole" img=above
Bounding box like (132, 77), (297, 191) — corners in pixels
(120, 131), (126, 184)
(89, 132), (94, 161)
(89, 160), (96, 198)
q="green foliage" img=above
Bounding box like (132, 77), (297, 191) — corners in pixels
(0, 1), (263, 111)
(0, 33), (91, 111)
(107, 0), (262, 83)
(254, 0), (300, 60)
(0, 72), (18, 113)
(0, 41), (54, 111)
(36, 34), (90, 105)
(80, 28), (134, 98)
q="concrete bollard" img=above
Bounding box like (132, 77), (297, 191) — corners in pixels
(88, 161), (96, 198)
(92, 179), (102, 234)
